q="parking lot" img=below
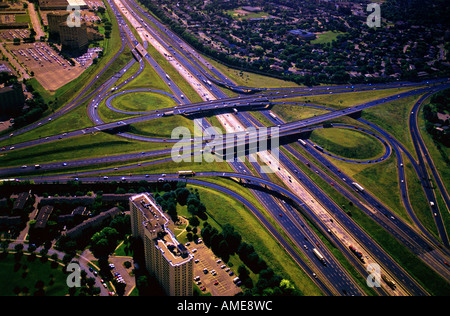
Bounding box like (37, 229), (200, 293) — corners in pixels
(8, 42), (87, 91)
(0, 29), (30, 41)
(186, 241), (241, 296)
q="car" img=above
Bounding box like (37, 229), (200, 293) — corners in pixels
(214, 281), (219, 285)
(200, 286), (206, 291)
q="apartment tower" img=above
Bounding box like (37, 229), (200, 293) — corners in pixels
(130, 193), (193, 296)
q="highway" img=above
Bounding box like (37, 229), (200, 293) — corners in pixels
(103, 0), (432, 295)
(1, 0), (449, 297)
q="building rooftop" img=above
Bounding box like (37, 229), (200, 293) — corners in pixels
(131, 194), (193, 266)
(35, 205), (54, 229)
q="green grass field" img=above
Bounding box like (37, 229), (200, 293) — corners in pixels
(0, 132), (170, 168)
(309, 128), (385, 160)
(111, 91), (177, 113)
(311, 31), (345, 45)
(0, 253), (68, 296)
(127, 115), (196, 139)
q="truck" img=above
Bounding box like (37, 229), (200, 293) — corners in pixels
(166, 74), (171, 81)
(163, 111), (174, 117)
(269, 112), (277, 120)
(298, 139), (307, 147)
(314, 145), (324, 152)
(382, 274), (397, 289)
(313, 248), (326, 265)
(178, 171), (196, 177)
(352, 182), (365, 192)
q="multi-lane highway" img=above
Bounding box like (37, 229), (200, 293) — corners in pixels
(1, 0), (449, 297)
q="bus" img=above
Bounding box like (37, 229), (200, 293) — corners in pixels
(178, 171), (196, 177)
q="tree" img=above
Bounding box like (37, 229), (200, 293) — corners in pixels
(90, 227), (119, 260)
(175, 188), (190, 205)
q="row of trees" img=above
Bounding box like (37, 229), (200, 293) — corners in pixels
(423, 88), (450, 148)
(154, 181), (209, 223)
(200, 222), (301, 295)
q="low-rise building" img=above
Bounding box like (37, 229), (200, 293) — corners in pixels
(0, 84), (25, 118)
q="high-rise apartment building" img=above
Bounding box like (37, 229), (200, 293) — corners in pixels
(130, 193), (193, 296)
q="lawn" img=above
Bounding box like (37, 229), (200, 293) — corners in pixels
(0, 253), (68, 296)
(226, 8), (272, 21)
(309, 127), (386, 160)
(127, 115), (196, 139)
(0, 132), (170, 168)
(281, 86), (418, 110)
(111, 91), (178, 113)
(204, 56), (300, 89)
(271, 103), (329, 122)
(311, 31), (345, 45)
